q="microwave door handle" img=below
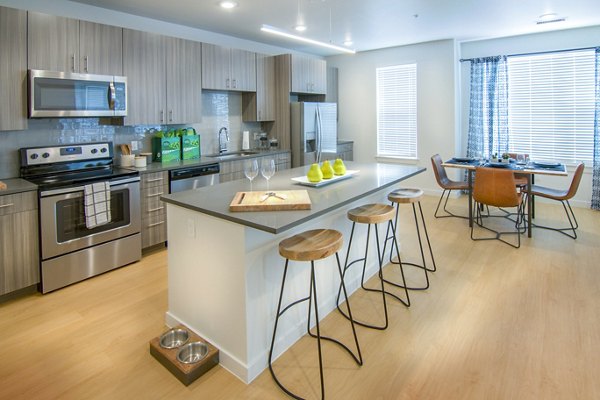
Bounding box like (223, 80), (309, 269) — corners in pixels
(108, 82), (116, 111)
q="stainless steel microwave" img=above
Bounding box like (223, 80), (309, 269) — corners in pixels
(29, 69), (127, 118)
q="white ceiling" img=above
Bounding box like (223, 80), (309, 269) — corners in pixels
(69, 0), (600, 56)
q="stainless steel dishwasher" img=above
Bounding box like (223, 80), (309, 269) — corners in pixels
(169, 163), (220, 192)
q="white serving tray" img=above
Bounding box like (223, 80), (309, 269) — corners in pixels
(291, 170), (359, 187)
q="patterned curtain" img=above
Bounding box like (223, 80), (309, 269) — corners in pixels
(466, 56), (509, 159)
(592, 48), (600, 210)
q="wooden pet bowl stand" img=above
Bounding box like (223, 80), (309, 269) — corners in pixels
(149, 325), (219, 386)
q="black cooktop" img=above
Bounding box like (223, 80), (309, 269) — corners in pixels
(24, 166), (139, 191)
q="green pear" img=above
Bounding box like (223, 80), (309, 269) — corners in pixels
(307, 163), (323, 182)
(321, 160), (334, 179)
(333, 158), (346, 175)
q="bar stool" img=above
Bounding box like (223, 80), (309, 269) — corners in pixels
(384, 188), (436, 291)
(269, 229), (362, 400)
(336, 204), (411, 331)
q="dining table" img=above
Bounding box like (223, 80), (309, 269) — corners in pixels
(442, 158), (568, 238)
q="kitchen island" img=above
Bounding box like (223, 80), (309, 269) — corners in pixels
(161, 162), (425, 383)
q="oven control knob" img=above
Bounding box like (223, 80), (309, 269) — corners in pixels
(100, 147), (107, 153)
(30, 153), (39, 160)
(42, 152), (50, 158)
(91, 148), (98, 154)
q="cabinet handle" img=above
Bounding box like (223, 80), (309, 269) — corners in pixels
(169, 110), (173, 122)
(232, 79), (237, 89)
(258, 110), (261, 121)
(146, 192), (164, 197)
(148, 221), (165, 227)
(0, 203), (14, 209)
(160, 110), (164, 123)
(84, 55), (89, 73)
(226, 78), (230, 88)
(146, 178), (164, 183)
(147, 206), (164, 212)
(71, 55), (75, 72)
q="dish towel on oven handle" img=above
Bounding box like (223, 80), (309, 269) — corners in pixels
(84, 182), (112, 229)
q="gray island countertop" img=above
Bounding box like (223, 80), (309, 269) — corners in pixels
(161, 162), (425, 234)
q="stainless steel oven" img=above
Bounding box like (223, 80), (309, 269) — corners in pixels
(20, 142), (141, 293)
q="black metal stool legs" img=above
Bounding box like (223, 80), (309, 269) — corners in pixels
(383, 201), (436, 291)
(269, 255), (362, 400)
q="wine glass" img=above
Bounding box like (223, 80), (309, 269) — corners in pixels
(261, 158), (276, 191)
(243, 159), (259, 191)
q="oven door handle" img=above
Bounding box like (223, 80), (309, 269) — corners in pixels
(40, 176), (140, 197)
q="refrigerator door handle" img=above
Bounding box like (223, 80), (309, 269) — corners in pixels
(315, 105), (322, 163)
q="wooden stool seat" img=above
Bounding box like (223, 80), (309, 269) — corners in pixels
(388, 188), (424, 204)
(347, 204), (395, 225)
(278, 229), (343, 262)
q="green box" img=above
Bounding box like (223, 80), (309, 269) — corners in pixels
(181, 135), (201, 160)
(152, 137), (181, 163)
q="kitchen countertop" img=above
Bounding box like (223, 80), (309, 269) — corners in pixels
(0, 178), (38, 195)
(161, 162), (425, 234)
(124, 149), (290, 173)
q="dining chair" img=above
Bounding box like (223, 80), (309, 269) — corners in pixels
(507, 153), (529, 187)
(523, 163), (584, 239)
(431, 154), (469, 219)
(471, 167), (526, 248)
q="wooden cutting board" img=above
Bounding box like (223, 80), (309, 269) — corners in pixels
(229, 190), (311, 212)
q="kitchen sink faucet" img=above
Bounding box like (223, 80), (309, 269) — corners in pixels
(218, 127), (229, 154)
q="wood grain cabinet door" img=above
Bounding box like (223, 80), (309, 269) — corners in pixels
(201, 43), (230, 90)
(28, 12), (79, 73)
(123, 29), (167, 126)
(230, 48), (256, 91)
(0, 6), (27, 131)
(166, 37), (202, 124)
(79, 21), (123, 75)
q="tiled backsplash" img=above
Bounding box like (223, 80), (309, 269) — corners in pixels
(0, 92), (261, 179)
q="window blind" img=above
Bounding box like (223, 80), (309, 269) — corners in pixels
(376, 63), (417, 159)
(507, 49), (595, 164)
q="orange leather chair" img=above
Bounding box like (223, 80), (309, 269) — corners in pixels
(471, 167), (526, 248)
(431, 154), (469, 219)
(523, 163), (584, 239)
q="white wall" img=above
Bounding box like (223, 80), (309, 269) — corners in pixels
(460, 26), (600, 207)
(327, 39), (458, 194)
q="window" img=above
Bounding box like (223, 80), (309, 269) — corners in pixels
(376, 63), (417, 159)
(507, 49), (595, 164)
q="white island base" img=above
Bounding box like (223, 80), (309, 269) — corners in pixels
(165, 189), (393, 383)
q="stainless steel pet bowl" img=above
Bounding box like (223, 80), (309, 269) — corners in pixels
(159, 328), (189, 349)
(176, 341), (209, 364)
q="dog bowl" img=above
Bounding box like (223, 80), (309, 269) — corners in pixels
(159, 328), (189, 349)
(176, 341), (209, 364)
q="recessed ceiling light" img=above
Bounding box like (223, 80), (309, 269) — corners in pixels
(344, 40), (353, 46)
(294, 25), (307, 32)
(219, 1), (238, 9)
(536, 13), (566, 24)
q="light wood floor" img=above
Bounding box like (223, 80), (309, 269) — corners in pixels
(1, 195), (599, 400)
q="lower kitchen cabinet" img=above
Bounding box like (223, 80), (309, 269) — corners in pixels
(0, 191), (39, 295)
(140, 171), (168, 249)
(219, 152), (291, 183)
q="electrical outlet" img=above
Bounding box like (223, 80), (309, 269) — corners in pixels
(131, 141), (138, 151)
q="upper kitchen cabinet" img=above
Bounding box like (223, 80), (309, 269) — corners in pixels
(28, 12), (122, 75)
(242, 54), (275, 122)
(202, 43), (256, 92)
(123, 29), (166, 126)
(123, 29), (202, 126)
(0, 6), (27, 131)
(290, 54), (326, 94)
(166, 37), (202, 125)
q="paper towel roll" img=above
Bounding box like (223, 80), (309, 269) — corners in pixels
(242, 131), (250, 150)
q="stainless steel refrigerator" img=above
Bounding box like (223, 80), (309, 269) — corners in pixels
(291, 102), (338, 167)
